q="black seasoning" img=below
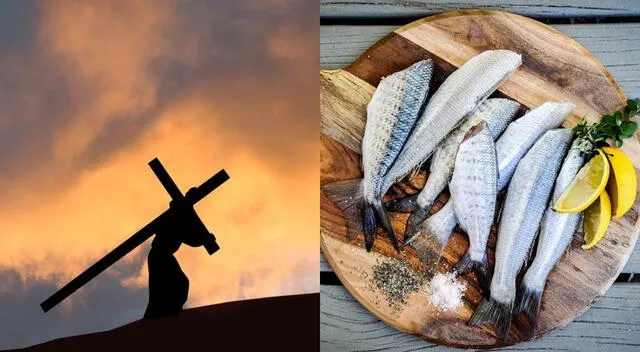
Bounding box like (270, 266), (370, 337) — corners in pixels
(372, 258), (423, 312)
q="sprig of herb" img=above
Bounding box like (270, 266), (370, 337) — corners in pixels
(573, 98), (639, 157)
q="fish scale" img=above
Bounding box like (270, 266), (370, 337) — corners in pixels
(449, 122), (497, 280)
(419, 98), (516, 208)
(322, 59), (434, 252)
(373, 50), (522, 247)
(514, 140), (585, 329)
(363, 60), (434, 204)
(381, 50), (521, 196)
(406, 102), (574, 272)
(384, 98), (518, 238)
(469, 128), (574, 339)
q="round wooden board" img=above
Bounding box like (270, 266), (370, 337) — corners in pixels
(320, 10), (640, 348)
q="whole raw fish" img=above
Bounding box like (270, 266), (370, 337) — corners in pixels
(385, 98), (518, 238)
(407, 102), (574, 271)
(322, 60), (434, 252)
(468, 128), (574, 339)
(374, 50), (521, 244)
(449, 122), (497, 281)
(514, 140), (585, 330)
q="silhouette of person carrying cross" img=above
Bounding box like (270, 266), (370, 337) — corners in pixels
(144, 188), (219, 319)
(39, 158), (228, 316)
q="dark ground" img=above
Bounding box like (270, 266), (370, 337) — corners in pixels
(8, 293), (320, 352)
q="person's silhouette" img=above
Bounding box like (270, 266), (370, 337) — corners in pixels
(143, 188), (219, 319)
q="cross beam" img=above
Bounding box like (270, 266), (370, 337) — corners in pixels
(40, 158), (229, 312)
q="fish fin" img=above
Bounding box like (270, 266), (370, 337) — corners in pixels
(363, 204), (377, 252)
(468, 297), (513, 339)
(373, 201), (401, 253)
(455, 252), (478, 275)
(322, 179), (365, 240)
(384, 194), (419, 213)
(514, 284), (543, 334)
(404, 207), (430, 243)
(456, 251), (490, 276)
(456, 252), (491, 292)
(407, 202), (456, 245)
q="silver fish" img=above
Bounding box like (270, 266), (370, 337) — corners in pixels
(468, 128), (574, 339)
(449, 122), (497, 280)
(372, 51), (521, 245)
(407, 102), (574, 271)
(496, 102), (576, 191)
(385, 98), (518, 238)
(380, 50), (521, 198)
(514, 140), (585, 329)
(322, 60), (434, 252)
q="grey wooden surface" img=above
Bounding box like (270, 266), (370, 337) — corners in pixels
(321, 24), (640, 107)
(320, 4), (640, 350)
(320, 1), (640, 19)
(321, 284), (640, 351)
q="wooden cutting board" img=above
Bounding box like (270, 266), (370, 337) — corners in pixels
(320, 10), (640, 348)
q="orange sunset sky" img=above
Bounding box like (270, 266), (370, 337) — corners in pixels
(0, 0), (318, 348)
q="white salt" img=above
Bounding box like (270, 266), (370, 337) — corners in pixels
(427, 272), (466, 311)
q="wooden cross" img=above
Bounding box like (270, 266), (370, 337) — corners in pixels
(40, 158), (229, 312)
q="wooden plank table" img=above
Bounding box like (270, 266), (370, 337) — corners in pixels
(320, 3), (640, 351)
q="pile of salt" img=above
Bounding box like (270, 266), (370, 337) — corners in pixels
(427, 272), (466, 311)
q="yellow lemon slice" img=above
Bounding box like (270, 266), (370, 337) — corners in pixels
(582, 190), (611, 249)
(553, 149), (610, 213)
(602, 147), (637, 218)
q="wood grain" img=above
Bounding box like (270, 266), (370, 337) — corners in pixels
(320, 0), (640, 19)
(321, 284), (640, 352)
(320, 10), (639, 348)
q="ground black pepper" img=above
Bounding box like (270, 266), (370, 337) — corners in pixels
(372, 258), (423, 312)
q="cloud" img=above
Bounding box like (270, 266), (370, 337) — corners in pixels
(0, 247), (148, 350)
(0, 0), (319, 348)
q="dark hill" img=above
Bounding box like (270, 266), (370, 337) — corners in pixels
(10, 293), (319, 351)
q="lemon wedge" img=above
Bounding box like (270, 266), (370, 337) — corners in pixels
(602, 147), (637, 218)
(582, 191), (612, 249)
(553, 149), (610, 213)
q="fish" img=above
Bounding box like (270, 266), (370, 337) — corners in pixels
(374, 50), (521, 245)
(448, 121), (497, 282)
(406, 102), (574, 272)
(322, 59), (434, 252)
(384, 98), (518, 238)
(468, 128), (574, 339)
(514, 140), (585, 330)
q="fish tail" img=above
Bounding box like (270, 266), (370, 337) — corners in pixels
(514, 284), (543, 331)
(403, 207), (430, 244)
(455, 252), (489, 276)
(322, 179), (365, 240)
(373, 201), (401, 253)
(468, 297), (513, 339)
(406, 202), (456, 245)
(363, 204), (376, 252)
(384, 194), (420, 213)
(455, 252), (491, 292)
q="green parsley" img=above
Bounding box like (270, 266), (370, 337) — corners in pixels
(573, 98), (639, 157)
